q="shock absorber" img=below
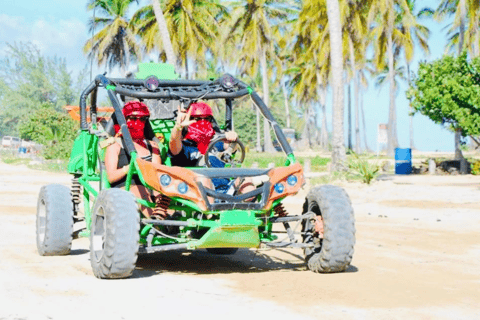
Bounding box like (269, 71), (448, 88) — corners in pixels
(274, 203), (295, 242)
(152, 194), (171, 217)
(71, 177), (82, 216)
(273, 203), (288, 217)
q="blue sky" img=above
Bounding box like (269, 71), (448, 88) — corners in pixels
(0, 0), (460, 152)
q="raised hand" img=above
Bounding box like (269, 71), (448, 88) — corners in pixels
(175, 105), (195, 128)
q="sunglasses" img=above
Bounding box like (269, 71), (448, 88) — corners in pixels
(191, 116), (211, 122)
(127, 116), (148, 121)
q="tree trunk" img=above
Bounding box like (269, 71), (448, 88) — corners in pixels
(348, 37), (361, 153)
(360, 84), (370, 151)
(185, 52), (189, 79)
(256, 106), (262, 152)
(347, 84), (352, 151)
(282, 79), (291, 128)
(261, 46), (274, 153)
(458, 0), (466, 55)
(386, 28), (398, 157)
(407, 63), (415, 150)
(320, 87), (328, 150)
(455, 128), (464, 160)
(151, 0), (177, 70)
(301, 105), (310, 149)
(326, 0), (346, 170)
(316, 74), (328, 150)
(122, 33), (130, 76)
(455, 0), (466, 165)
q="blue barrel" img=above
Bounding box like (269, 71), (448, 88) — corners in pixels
(395, 148), (412, 174)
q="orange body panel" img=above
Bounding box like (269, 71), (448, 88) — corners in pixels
(265, 163), (305, 210)
(64, 105), (114, 122)
(136, 158), (208, 211)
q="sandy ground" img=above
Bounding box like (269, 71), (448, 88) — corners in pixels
(0, 160), (479, 320)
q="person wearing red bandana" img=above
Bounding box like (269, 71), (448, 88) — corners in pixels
(105, 101), (162, 218)
(169, 101), (256, 195)
(169, 101), (238, 168)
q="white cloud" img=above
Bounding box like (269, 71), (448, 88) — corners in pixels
(0, 14), (90, 75)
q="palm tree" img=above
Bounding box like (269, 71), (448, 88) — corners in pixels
(151, 0), (177, 70)
(368, 0), (415, 156)
(228, 0), (296, 153)
(400, 0), (432, 150)
(84, 0), (141, 75)
(436, 0), (480, 57)
(326, 0), (346, 170)
(133, 0), (227, 78)
(291, 0), (330, 150)
(344, 1), (370, 153)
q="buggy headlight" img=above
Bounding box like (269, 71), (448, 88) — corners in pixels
(160, 174), (171, 186)
(274, 183), (285, 194)
(287, 175), (298, 186)
(178, 182), (189, 194)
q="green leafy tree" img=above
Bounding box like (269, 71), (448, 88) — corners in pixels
(18, 103), (78, 160)
(407, 53), (480, 155)
(0, 42), (83, 136)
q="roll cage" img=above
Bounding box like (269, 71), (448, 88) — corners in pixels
(78, 73), (294, 160)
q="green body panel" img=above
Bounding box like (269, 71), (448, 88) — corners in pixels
(286, 153), (296, 166)
(68, 131), (98, 175)
(135, 62), (178, 80)
(190, 210), (262, 249)
(191, 226), (260, 249)
(150, 118), (175, 165)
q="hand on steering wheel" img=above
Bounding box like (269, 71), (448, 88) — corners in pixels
(204, 133), (245, 168)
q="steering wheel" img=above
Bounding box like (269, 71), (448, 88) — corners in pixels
(204, 134), (246, 168)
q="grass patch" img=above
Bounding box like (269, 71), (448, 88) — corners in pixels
(29, 160), (68, 173)
(0, 150), (30, 165)
(1, 150), (68, 173)
(243, 152), (330, 170)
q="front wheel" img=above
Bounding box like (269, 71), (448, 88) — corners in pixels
(90, 189), (140, 279)
(36, 184), (74, 256)
(302, 185), (355, 273)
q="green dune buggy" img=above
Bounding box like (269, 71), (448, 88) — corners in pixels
(35, 63), (355, 279)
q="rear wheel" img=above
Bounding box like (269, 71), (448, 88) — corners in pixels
(36, 184), (74, 256)
(302, 185), (355, 273)
(90, 189), (140, 279)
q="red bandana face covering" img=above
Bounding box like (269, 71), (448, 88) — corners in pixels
(185, 119), (215, 154)
(127, 119), (147, 148)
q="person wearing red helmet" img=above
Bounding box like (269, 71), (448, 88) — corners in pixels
(169, 101), (254, 196)
(169, 101), (238, 167)
(105, 101), (162, 218)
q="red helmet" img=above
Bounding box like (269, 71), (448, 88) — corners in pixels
(122, 101), (150, 118)
(189, 102), (213, 118)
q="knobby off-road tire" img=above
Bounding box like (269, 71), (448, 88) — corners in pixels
(36, 184), (74, 256)
(302, 185), (355, 273)
(90, 189), (140, 279)
(206, 248), (238, 255)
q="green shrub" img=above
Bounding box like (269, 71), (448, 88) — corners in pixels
(471, 160), (480, 175)
(347, 153), (380, 184)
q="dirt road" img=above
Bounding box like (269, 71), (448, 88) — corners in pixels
(1, 161), (479, 320)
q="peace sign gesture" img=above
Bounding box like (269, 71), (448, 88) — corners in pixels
(175, 105), (195, 128)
